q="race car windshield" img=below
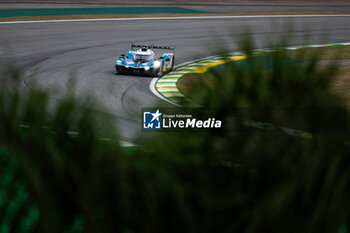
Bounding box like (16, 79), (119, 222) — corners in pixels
(134, 54), (153, 61)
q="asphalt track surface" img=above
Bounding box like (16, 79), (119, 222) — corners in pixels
(0, 15), (350, 140)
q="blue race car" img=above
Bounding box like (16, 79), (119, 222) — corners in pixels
(115, 43), (175, 77)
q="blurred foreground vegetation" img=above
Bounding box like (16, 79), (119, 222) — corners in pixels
(1, 38), (350, 233)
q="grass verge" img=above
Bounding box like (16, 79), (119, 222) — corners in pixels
(177, 45), (350, 107)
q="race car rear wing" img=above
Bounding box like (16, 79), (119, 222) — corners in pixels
(131, 43), (175, 51)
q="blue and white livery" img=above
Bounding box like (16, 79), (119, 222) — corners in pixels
(115, 43), (175, 77)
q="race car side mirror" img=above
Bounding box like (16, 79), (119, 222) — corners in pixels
(121, 54), (125, 57)
(159, 56), (164, 59)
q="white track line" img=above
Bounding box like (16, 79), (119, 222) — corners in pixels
(1, 14), (350, 24)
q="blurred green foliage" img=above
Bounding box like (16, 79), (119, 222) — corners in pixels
(1, 37), (350, 233)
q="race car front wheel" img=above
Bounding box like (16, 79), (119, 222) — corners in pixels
(158, 68), (163, 77)
(156, 62), (165, 77)
(170, 57), (175, 70)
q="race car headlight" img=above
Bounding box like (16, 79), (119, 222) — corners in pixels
(144, 66), (150, 71)
(116, 60), (122, 65)
(153, 61), (161, 68)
